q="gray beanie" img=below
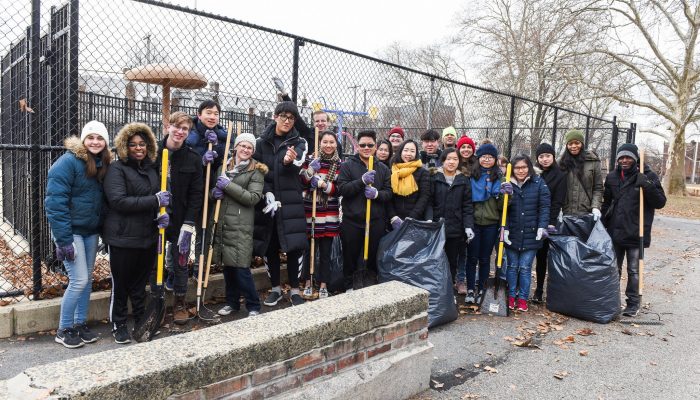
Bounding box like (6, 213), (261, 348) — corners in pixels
(234, 132), (256, 151)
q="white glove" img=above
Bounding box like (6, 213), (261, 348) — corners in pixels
(592, 208), (601, 221)
(536, 228), (545, 241)
(262, 192), (281, 217)
(503, 230), (512, 245)
(465, 228), (475, 243)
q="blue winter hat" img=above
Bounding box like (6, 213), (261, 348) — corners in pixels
(476, 143), (498, 158)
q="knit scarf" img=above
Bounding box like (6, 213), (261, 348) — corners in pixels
(226, 158), (250, 177)
(391, 160), (423, 196)
(307, 150), (341, 207)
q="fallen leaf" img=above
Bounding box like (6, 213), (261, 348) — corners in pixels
(621, 329), (634, 335)
(575, 328), (595, 336)
(484, 366), (498, 374)
(462, 394), (480, 400)
(486, 352), (493, 356)
(473, 363), (481, 368)
(650, 361), (658, 366)
(16, 336), (26, 341)
(554, 371), (569, 380)
(455, 373), (463, 378)
(503, 336), (516, 342)
(431, 379), (444, 389)
(563, 335), (575, 343)
(579, 350), (589, 356)
(551, 324), (564, 331)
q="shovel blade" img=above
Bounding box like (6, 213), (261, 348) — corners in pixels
(479, 277), (509, 317)
(133, 291), (165, 342)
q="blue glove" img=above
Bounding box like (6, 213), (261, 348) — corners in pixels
(55, 244), (75, 262)
(216, 175), (231, 190)
(310, 175), (320, 189)
(364, 186), (378, 199)
(546, 225), (557, 235)
(205, 130), (218, 145)
(155, 191), (171, 207)
(361, 170), (376, 185)
(202, 150), (218, 166)
(155, 212), (169, 229)
(177, 224), (195, 266)
(391, 217), (403, 230)
(500, 182), (513, 195)
(309, 158), (321, 172)
(212, 187), (224, 200)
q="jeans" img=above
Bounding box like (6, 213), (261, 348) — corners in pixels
(165, 241), (189, 296)
(505, 248), (537, 300)
(614, 245), (640, 307)
(58, 234), (98, 329)
(456, 248), (467, 283)
(466, 224), (499, 291)
(223, 266), (261, 312)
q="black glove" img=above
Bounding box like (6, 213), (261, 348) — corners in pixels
(634, 173), (651, 188)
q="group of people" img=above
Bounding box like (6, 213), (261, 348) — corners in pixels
(45, 98), (666, 349)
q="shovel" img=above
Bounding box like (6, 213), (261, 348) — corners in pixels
(133, 149), (169, 342)
(480, 163), (512, 317)
(354, 155), (374, 290)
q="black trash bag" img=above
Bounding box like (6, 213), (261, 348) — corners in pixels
(377, 218), (458, 328)
(547, 214), (620, 324)
(327, 236), (345, 292)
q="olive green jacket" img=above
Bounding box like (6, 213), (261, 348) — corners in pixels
(561, 150), (603, 215)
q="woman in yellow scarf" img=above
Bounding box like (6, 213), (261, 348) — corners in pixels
(388, 140), (431, 230)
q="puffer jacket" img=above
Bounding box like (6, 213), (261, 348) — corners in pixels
(211, 160), (267, 267)
(560, 150), (603, 215)
(102, 123), (160, 249)
(389, 165), (431, 220)
(539, 166), (567, 225)
(601, 163), (666, 248)
(505, 175), (551, 251)
(471, 169), (505, 226)
(252, 122), (309, 255)
(45, 137), (107, 247)
(337, 154), (393, 226)
(185, 117), (229, 180)
(426, 169), (474, 238)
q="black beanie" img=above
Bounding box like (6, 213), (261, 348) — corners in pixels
(616, 143), (639, 162)
(535, 143), (555, 158)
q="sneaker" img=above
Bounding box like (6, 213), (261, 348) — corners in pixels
(508, 297), (516, 310)
(622, 305), (640, 317)
(319, 288), (329, 299)
(517, 299), (528, 312)
(456, 282), (467, 295)
(531, 291), (543, 304)
(74, 323), (98, 344)
(217, 305), (236, 316)
(264, 291), (283, 307)
(290, 293), (305, 306)
(465, 290), (476, 304)
(248, 310), (260, 317)
(55, 328), (84, 349)
(302, 286), (313, 299)
(475, 290), (485, 305)
(164, 272), (174, 292)
(112, 323), (131, 344)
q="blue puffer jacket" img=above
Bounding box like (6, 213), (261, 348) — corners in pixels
(505, 175), (551, 251)
(45, 137), (106, 246)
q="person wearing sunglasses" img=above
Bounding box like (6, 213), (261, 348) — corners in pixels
(337, 130), (392, 290)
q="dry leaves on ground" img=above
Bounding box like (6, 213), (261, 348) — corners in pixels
(484, 366), (499, 374)
(553, 371), (569, 380)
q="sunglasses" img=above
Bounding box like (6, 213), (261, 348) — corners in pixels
(358, 143), (375, 149)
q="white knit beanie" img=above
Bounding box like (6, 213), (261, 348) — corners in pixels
(234, 132), (257, 151)
(81, 120), (110, 145)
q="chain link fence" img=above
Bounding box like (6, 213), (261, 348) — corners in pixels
(0, 0), (619, 303)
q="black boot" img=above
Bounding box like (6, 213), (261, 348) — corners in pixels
(352, 270), (365, 290)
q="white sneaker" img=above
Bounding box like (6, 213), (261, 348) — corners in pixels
(319, 288), (329, 299)
(218, 305), (235, 316)
(248, 310), (260, 317)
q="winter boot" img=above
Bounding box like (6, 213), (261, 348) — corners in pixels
(173, 295), (189, 325)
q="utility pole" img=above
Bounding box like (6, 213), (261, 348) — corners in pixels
(348, 84), (360, 112)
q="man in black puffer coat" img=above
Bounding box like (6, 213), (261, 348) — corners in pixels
(253, 101), (308, 307)
(601, 143), (666, 317)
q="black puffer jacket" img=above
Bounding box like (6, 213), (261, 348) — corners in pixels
(337, 154), (392, 226)
(601, 164), (666, 248)
(539, 166), (567, 225)
(156, 137), (204, 242)
(426, 169), (474, 239)
(102, 123), (160, 249)
(252, 122), (309, 255)
(389, 166), (431, 220)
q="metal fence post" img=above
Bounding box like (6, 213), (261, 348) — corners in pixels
(609, 116), (619, 171)
(30, 0), (43, 299)
(551, 107), (558, 149)
(68, 0), (79, 136)
(507, 96), (515, 159)
(585, 116), (590, 148)
(427, 77), (435, 130)
(291, 38), (304, 103)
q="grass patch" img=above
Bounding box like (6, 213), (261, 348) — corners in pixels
(658, 194), (700, 219)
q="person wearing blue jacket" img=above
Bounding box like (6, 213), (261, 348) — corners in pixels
(45, 121), (112, 348)
(503, 154), (551, 312)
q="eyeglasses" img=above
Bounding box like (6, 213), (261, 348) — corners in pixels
(513, 166), (528, 170)
(479, 155), (495, 160)
(171, 125), (189, 132)
(128, 142), (147, 148)
(277, 114), (296, 122)
(358, 143), (375, 149)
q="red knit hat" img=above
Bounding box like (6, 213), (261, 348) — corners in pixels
(457, 135), (475, 153)
(388, 126), (405, 139)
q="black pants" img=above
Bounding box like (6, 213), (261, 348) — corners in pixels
(302, 236), (334, 284)
(266, 223), (302, 288)
(223, 266), (261, 312)
(109, 245), (156, 325)
(341, 220), (385, 290)
(534, 239), (550, 295)
(614, 245), (640, 307)
(444, 237), (463, 283)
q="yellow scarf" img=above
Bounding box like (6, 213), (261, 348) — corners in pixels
(391, 160), (423, 196)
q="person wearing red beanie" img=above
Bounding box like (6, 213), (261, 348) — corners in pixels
(388, 126), (405, 152)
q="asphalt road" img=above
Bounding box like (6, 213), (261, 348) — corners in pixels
(1, 216), (699, 400)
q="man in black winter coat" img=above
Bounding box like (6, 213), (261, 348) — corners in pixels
(601, 143), (666, 317)
(253, 101), (309, 307)
(337, 130), (392, 290)
(419, 129), (442, 169)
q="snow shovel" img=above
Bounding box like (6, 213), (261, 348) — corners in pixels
(133, 149), (169, 342)
(480, 163), (512, 317)
(354, 155), (374, 290)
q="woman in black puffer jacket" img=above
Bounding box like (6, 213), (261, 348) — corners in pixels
(388, 140), (431, 229)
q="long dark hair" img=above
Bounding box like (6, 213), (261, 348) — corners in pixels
(535, 153), (559, 171)
(392, 140), (419, 164)
(472, 155), (501, 180)
(376, 139), (393, 165)
(559, 148), (585, 181)
(85, 147), (112, 182)
(510, 153), (535, 179)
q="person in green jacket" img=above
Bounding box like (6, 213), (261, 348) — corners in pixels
(559, 129), (604, 220)
(210, 133), (267, 317)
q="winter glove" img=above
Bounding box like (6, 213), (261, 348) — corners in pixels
(364, 186), (378, 200)
(55, 243), (75, 262)
(361, 170), (376, 185)
(155, 191), (171, 207)
(212, 187), (225, 200)
(502, 229), (511, 245)
(216, 175), (231, 190)
(308, 158), (322, 173)
(262, 192), (281, 217)
(155, 212), (170, 229)
(465, 228), (475, 243)
(310, 175), (321, 189)
(391, 216), (403, 230)
(205, 129), (218, 145)
(202, 150), (218, 166)
(500, 182), (513, 195)
(634, 173), (651, 188)
(178, 223), (195, 266)
(592, 208), (601, 221)
(546, 225), (557, 235)
(536, 228), (548, 241)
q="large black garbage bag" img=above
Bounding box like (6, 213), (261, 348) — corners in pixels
(547, 214), (620, 323)
(327, 236), (345, 292)
(377, 218), (458, 328)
